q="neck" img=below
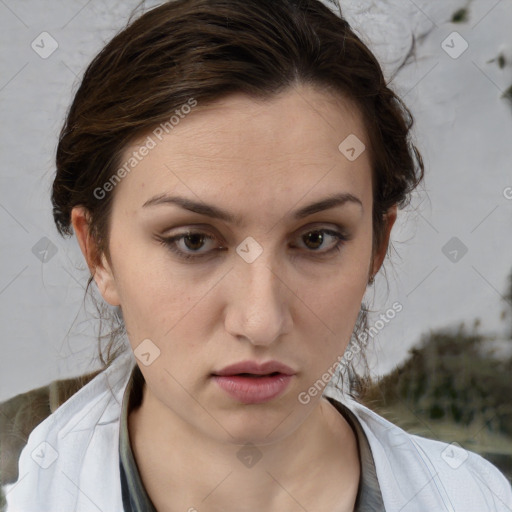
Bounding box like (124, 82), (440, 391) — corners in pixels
(128, 383), (360, 512)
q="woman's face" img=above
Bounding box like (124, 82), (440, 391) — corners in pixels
(74, 84), (395, 444)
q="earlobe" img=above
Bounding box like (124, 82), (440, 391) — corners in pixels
(93, 255), (121, 307)
(70, 207), (121, 307)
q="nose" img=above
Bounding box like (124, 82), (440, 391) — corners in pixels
(224, 250), (292, 347)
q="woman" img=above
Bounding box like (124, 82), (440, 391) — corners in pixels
(3, 0), (512, 510)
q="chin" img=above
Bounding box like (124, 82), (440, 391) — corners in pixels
(210, 402), (307, 446)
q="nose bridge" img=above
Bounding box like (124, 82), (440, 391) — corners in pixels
(227, 242), (290, 344)
(238, 243), (283, 312)
(242, 251), (279, 299)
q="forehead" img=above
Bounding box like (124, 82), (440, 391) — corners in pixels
(113, 85), (372, 215)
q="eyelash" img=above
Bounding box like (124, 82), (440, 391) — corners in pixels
(157, 228), (349, 261)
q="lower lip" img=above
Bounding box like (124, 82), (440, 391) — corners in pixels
(212, 374), (293, 404)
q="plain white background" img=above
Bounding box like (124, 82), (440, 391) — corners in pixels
(1, 0), (512, 401)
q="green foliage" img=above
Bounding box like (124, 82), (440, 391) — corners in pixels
(364, 324), (512, 437)
(362, 269), (512, 479)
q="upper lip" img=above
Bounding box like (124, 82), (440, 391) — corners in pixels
(212, 360), (296, 376)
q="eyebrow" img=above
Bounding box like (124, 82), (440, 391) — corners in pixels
(142, 192), (363, 224)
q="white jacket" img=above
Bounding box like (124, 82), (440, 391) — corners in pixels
(4, 349), (512, 511)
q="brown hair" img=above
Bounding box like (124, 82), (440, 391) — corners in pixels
(52, 0), (424, 398)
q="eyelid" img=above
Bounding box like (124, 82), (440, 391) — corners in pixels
(160, 221), (348, 240)
(157, 223), (351, 261)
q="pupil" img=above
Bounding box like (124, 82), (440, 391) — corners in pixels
(305, 231), (323, 250)
(185, 233), (204, 250)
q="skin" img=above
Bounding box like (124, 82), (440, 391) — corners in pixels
(72, 84), (397, 512)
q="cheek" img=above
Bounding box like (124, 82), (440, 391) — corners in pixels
(299, 291), (364, 389)
(108, 238), (190, 334)
(310, 283), (365, 346)
(302, 239), (371, 321)
(299, 257), (370, 359)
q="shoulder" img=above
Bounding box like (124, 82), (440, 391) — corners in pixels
(324, 386), (512, 511)
(408, 430), (512, 507)
(14, 349), (134, 445)
(0, 367), (105, 487)
(2, 349), (135, 512)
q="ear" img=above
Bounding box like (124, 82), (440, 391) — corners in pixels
(370, 204), (398, 278)
(71, 206), (121, 306)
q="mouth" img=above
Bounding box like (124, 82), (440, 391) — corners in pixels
(212, 360), (296, 377)
(222, 371), (282, 378)
(211, 371), (294, 404)
(211, 361), (296, 404)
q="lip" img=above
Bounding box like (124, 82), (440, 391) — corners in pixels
(211, 360), (296, 404)
(212, 360), (296, 376)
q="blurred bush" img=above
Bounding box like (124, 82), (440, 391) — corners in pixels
(362, 323), (512, 482)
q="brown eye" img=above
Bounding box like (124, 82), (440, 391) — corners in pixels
(158, 231), (221, 260)
(296, 229), (348, 255)
(303, 231), (325, 250)
(183, 233), (207, 251)
(158, 227), (348, 262)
